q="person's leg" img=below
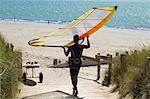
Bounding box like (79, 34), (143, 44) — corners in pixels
(70, 69), (75, 94)
(70, 69), (76, 85)
(70, 68), (78, 95)
(74, 67), (80, 95)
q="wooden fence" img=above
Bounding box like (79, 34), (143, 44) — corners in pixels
(83, 50), (150, 87)
(82, 53), (112, 86)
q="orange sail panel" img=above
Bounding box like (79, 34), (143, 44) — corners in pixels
(29, 6), (117, 47)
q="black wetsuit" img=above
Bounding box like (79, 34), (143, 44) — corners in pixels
(68, 43), (89, 89)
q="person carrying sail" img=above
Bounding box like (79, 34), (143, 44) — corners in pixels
(62, 35), (90, 96)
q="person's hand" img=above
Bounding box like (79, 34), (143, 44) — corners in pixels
(87, 35), (89, 39)
(82, 37), (85, 41)
(61, 46), (65, 49)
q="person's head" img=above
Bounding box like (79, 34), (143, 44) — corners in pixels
(73, 35), (79, 43)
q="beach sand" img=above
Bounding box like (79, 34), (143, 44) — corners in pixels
(0, 20), (150, 99)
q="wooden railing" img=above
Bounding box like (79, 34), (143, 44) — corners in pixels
(82, 53), (112, 82)
(83, 51), (150, 87)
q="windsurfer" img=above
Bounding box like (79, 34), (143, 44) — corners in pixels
(62, 35), (90, 96)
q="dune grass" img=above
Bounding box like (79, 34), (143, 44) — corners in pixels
(0, 34), (22, 99)
(111, 49), (150, 99)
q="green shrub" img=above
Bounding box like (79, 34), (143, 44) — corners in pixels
(111, 49), (150, 99)
(0, 34), (22, 99)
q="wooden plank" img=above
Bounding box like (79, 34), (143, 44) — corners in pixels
(82, 55), (108, 60)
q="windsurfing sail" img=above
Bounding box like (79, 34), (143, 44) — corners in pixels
(29, 6), (118, 47)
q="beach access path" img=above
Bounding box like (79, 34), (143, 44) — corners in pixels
(21, 64), (119, 99)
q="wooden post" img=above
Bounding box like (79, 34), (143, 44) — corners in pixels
(108, 54), (112, 84)
(107, 54), (109, 57)
(109, 55), (112, 78)
(102, 54), (112, 86)
(120, 54), (126, 73)
(125, 51), (129, 55)
(95, 53), (101, 80)
(116, 52), (119, 56)
(53, 59), (57, 65)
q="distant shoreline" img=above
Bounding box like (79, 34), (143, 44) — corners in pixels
(0, 18), (150, 32)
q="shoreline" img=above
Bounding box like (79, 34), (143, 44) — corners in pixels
(1, 19), (150, 32)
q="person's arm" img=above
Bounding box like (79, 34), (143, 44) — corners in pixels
(86, 36), (90, 48)
(62, 47), (70, 56)
(80, 38), (85, 44)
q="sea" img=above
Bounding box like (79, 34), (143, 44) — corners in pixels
(0, 0), (150, 31)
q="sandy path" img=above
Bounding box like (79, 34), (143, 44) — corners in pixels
(21, 65), (119, 99)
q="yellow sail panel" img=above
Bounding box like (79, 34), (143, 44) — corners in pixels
(29, 6), (117, 47)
